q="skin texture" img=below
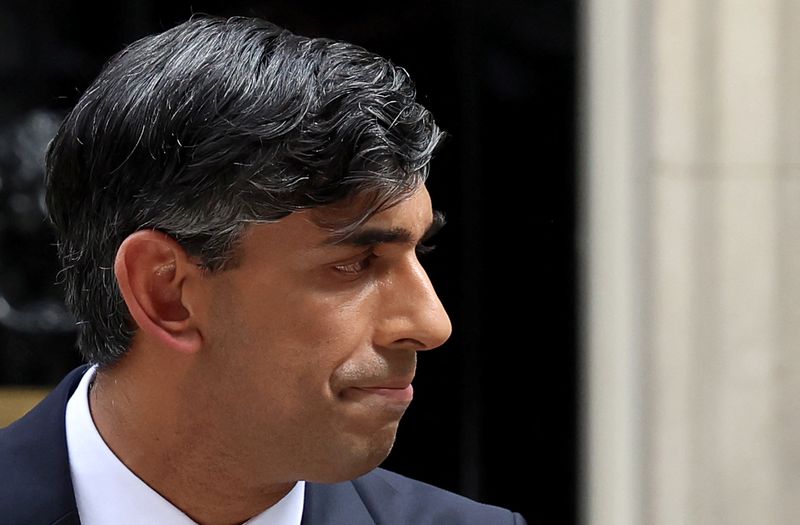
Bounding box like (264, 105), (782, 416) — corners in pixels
(90, 185), (452, 525)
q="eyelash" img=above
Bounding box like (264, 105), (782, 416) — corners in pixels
(333, 244), (437, 275)
(416, 243), (437, 256)
(334, 253), (377, 274)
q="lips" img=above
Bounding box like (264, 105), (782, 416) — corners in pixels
(354, 384), (414, 403)
(341, 378), (415, 407)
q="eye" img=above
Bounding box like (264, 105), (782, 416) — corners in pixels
(333, 253), (376, 274)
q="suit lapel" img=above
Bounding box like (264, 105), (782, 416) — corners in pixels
(302, 480), (376, 525)
(51, 511), (81, 525)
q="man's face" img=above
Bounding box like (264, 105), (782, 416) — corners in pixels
(196, 185), (451, 483)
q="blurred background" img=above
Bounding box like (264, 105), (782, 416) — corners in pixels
(0, 1), (577, 524)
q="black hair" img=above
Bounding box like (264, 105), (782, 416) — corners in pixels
(45, 15), (445, 366)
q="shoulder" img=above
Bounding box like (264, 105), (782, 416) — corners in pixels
(351, 468), (528, 524)
(0, 367), (86, 523)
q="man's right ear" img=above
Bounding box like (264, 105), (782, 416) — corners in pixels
(114, 230), (204, 355)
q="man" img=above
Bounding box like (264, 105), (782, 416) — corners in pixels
(0, 15), (528, 525)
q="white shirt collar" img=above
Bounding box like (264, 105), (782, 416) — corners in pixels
(65, 365), (305, 525)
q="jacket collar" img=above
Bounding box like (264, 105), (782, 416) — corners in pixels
(1, 364), (87, 525)
(302, 478), (375, 525)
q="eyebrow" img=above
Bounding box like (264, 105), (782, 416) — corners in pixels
(324, 210), (446, 247)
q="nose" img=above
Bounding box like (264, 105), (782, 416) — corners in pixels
(374, 256), (453, 352)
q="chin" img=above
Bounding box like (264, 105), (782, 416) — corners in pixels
(305, 428), (398, 483)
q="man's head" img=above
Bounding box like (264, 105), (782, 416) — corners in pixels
(45, 15), (451, 483)
(46, 15), (445, 367)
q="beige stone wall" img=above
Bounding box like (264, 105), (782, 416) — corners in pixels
(584, 0), (800, 523)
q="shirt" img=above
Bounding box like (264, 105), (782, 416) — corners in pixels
(65, 365), (305, 525)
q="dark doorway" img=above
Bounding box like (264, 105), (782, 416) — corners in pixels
(0, 2), (577, 522)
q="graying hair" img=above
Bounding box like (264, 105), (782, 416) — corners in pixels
(45, 15), (445, 367)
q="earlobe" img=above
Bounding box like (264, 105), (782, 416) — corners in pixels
(114, 230), (203, 354)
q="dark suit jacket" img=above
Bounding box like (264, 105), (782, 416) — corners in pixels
(0, 367), (527, 524)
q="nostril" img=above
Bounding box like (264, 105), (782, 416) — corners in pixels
(393, 337), (427, 350)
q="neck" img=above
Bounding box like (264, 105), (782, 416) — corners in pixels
(88, 349), (295, 525)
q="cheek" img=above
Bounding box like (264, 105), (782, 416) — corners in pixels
(288, 293), (375, 366)
(237, 287), (378, 380)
